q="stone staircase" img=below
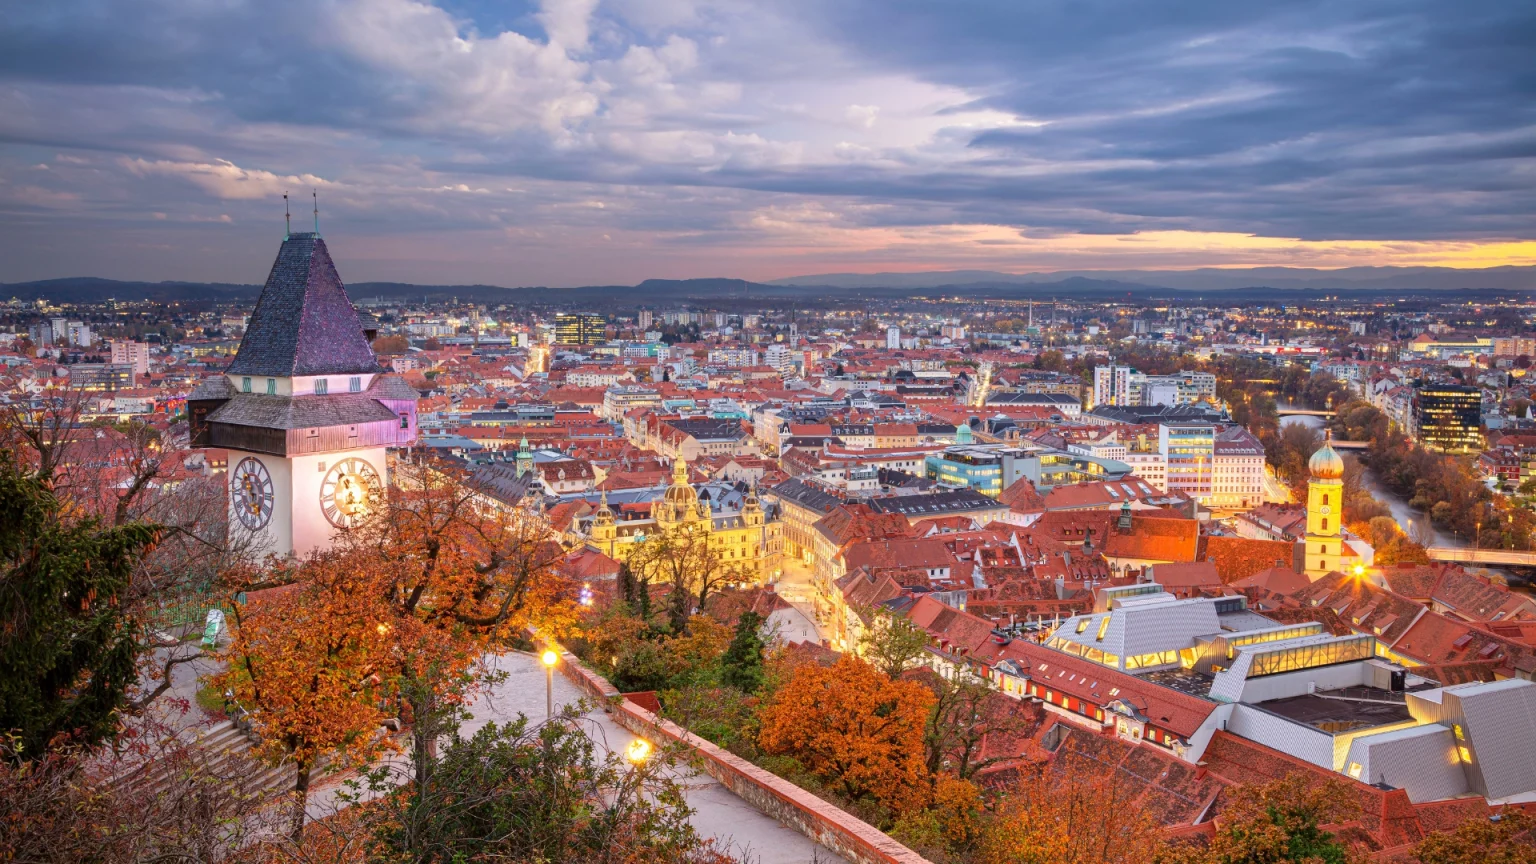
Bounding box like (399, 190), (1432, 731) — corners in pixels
(122, 719), (297, 799)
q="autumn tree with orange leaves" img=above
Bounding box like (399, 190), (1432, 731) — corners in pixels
(1414, 808), (1536, 864)
(978, 766), (1164, 864)
(1154, 774), (1364, 864)
(757, 654), (934, 814)
(216, 550), (399, 841)
(220, 454), (581, 790)
(349, 454), (579, 784)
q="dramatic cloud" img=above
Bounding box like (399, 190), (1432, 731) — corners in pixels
(0, 0), (1531, 285)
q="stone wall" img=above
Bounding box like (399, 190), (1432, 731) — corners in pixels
(555, 649), (933, 864)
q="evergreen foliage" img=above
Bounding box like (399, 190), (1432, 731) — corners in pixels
(0, 451), (160, 757)
(720, 611), (766, 692)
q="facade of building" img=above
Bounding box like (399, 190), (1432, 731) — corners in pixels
(580, 457), (780, 581)
(109, 339), (152, 376)
(1093, 365), (1216, 409)
(1209, 426), (1266, 511)
(69, 363), (136, 391)
(1413, 384), (1482, 453)
(555, 312), (606, 345)
(1160, 422), (1215, 503)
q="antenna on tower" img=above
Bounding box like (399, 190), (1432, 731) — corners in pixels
(284, 192), (291, 240)
(312, 189), (320, 236)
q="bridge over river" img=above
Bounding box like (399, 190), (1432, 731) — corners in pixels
(1427, 547), (1536, 569)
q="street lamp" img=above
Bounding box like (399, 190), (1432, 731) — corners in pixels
(625, 738), (653, 765)
(541, 648), (559, 719)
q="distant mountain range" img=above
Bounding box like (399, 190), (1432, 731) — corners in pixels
(768, 265), (1536, 294)
(4, 265), (1532, 306)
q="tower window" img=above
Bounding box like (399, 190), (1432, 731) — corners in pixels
(314, 378), (328, 395)
(349, 376), (361, 392)
(1321, 518), (1328, 531)
(1323, 494), (1330, 506)
(242, 376), (251, 393)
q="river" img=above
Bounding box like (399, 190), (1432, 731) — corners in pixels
(1277, 411), (1462, 549)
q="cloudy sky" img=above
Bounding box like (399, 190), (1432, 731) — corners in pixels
(1, 0), (1533, 286)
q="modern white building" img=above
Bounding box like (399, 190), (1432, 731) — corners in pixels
(1093, 365), (1216, 408)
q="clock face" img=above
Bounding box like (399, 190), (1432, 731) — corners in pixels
(232, 457), (274, 531)
(319, 457), (381, 529)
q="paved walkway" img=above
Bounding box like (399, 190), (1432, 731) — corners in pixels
(137, 645), (844, 862)
(466, 652), (845, 864)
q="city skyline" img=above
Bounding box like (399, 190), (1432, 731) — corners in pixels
(2, 0), (1534, 286)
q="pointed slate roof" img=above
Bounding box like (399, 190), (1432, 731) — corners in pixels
(228, 232), (380, 377)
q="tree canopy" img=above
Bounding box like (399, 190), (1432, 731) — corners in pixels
(0, 451), (160, 757)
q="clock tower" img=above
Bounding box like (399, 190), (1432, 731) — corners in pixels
(189, 231), (418, 559)
(1304, 434), (1345, 580)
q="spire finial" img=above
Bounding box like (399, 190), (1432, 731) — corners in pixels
(284, 192), (290, 239)
(312, 189), (320, 236)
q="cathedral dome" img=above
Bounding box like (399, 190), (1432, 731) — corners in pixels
(1309, 440), (1344, 480)
(660, 457), (701, 518)
(663, 481), (700, 508)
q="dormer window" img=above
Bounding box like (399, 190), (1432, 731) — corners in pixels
(314, 378), (328, 395)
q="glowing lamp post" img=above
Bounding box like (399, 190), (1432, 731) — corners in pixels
(625, 738), (652, 765)
(541, 648), (559, 719)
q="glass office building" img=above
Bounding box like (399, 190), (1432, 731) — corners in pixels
(1413, 384), (1482, 453)
(554, 313), (606, 345)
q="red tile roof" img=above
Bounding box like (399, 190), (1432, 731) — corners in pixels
(1201, 535), (1299, 582)
(1101, 514), (1201, 563)
(1230, 564), (1311, 597)
(995, 641), (1217, 739)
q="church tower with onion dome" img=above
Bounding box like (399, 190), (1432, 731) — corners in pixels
(1304, 434), (1345, 580)
(188, 229), (418, 559)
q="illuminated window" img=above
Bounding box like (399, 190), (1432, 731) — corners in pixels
(1452, 724), (1465, 741)
(1076, 618), (1090, 634)
(1347, 762), (1363, 779)
(1457, 746), (1473, 764)
(1096, 615), (1111, 641)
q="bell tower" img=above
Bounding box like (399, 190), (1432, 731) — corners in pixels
(591, 490), (617, 556)
(188, 232), (418, 559)
(1305, 435), (1345, 580)
(516, 436), (534, 476)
